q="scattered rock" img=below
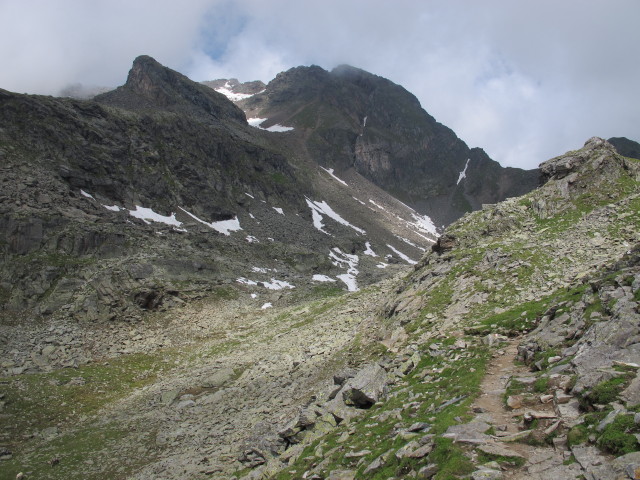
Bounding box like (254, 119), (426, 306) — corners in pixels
(443, 421), (491, 444)
(471, 467), (503, 480)
(341, 363), (388, 408)
(201, 368), (235, 388)
(326, 469), (355, 480)
(476, 442), (525, 460)
(417, 463), (438, 479)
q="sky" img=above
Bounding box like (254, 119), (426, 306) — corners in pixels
(1, 0), (639, 169)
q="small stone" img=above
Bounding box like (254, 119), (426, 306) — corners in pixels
(175, 399), (195, 409)
(506, 395), (523, 409)
(477, 443), (525, 460)
(344, 449), (370, 458)
(472, 468), (503, 480)
(405, 443), (433, 459)
(395, 440), (420, 459)
(524, 410), (557, 421)
(555, 390), (573, 404)
(406, 422), (431, 433)
(417, 464), (438, 479)
(0, 447), (12, 461)
(201, 368), (235, 388)
(540, 394), (554, 404)
(552, 435), (568, 451)
(160, 389), (180, 406)
(326, 470), (355, 480)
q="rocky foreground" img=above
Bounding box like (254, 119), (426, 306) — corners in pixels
(1, 137), (639, 480)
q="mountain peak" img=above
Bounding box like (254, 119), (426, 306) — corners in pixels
(96, 55), (246, 123)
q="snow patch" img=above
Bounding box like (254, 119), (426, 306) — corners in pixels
(306, 198), (365, 235)
(336, 274), (358, 292)
(262, 279), (294, 290)
(129, 205), (182, 227)
(246, 235), (259, 243)
(247, 117), (267, 128)
(251, 293), (258, 299)
(320, 166), (348, 186)
(376, 263), (389, 269)
(252, 266), (277, 274)
(80, 190), (94, 200)
(178, 207), (242, 236)
(261, 302), (273, 310)
(238, 277), (293, 290)
(215, 82), (256, 101)
(245, 192), (255, 199)
(312, 274), (336, 283)
(369, 199), (385, 211)
(457, 158), (470, 185)
(363, 242), (377, 257)
(273, 207), (284, 215)
(363, 116), (368, 128)
(409, 213), (439, 237)
(264, 124), (294, 132)
(329, 247), (360, 292)
(386, 244), (418, 265)
(247, 117), (294, 132)
(352, 196), (366, 206)
(103, 204), (121, 212)
(395, 235), (427, 252)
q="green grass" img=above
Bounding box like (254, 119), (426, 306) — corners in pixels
(272, 338), (490, 479)
(0, 348), (180, 480)
(582, 374), (634, 407)
(429, 437), (475, 479)
(567, 424), (589, 448)
(476, 449), (526, 468)
(598, 414), (640, 455)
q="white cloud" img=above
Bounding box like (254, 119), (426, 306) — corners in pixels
(1, 0), (638, 169)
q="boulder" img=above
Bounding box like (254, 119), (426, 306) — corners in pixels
(341, 363), (388, 408)
(443, 421), (491, 444)
(201, 368), (235, 388)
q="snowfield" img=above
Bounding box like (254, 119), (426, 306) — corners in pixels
(247, 117), (294, 132)
(306, 198), (366, 235)
(178, 207), (242, 235)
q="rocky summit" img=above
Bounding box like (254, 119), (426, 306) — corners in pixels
(0, 56), (639, 480)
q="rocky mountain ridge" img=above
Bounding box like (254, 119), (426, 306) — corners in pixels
(0, 136), (638, 480)
(221, 64), (539, 226)
(1, 54), (640, 480)
(0, 56), (444, 329)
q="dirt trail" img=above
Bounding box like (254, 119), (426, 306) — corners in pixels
(471, 339), (581, 479)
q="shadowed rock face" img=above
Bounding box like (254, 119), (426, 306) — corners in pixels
(239, 64), (539, 226)
(609, 136), (640, 161)
(96, 55), (247, 123)
(0, 56), (441, 323)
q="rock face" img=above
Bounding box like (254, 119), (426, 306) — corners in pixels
(609, 136), (640, 160)
(0, 56), (440, 324)
(96, 55), (247, 123)
(236, 64), (539, 226)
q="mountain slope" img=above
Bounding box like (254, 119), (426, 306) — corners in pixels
(228, 64), (539, 226)
(247, 137), (640, 479)
(0, 132), (638, 479)
(0, 56), (437, 329)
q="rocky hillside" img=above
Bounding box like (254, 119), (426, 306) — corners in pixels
(234, 137), (638, 480)
(2, 52), (638, 480)
(223, 64), (539, 227)
(1, 135), (638, 480)
(0, 56), (439, 329)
